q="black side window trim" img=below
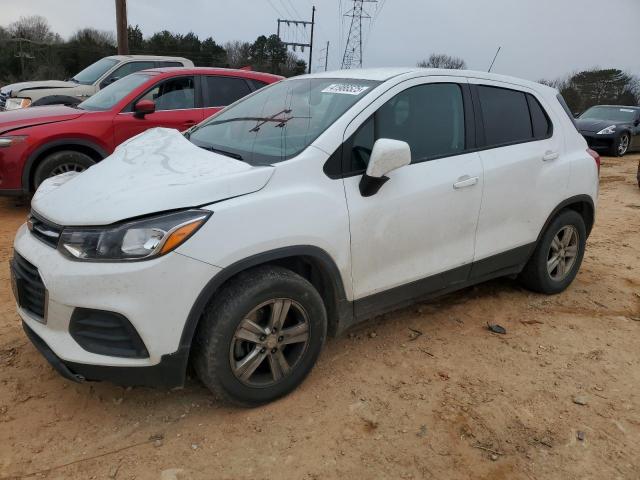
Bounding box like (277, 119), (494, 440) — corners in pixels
(470, 84), (554, 151)
(324, 82), (475, 179)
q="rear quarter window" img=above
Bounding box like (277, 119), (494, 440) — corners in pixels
(477, 85), (532, 147)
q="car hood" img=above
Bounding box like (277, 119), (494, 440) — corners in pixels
(31, 128), (274, 226)
(1, 80), (77, 95)
(0, 105), (86, 134)
(575, 118), (623, 133)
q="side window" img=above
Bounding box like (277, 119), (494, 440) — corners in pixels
(527, 94), (552, 140)
(102, 61), (155, 87)
(477, 86), (532, 147)
(248, 79), (269, 91)
(204, 76), (251, 107)
(348, 83), (466, 172)
(156, 61), (183, 68)
(138, 76), (195, 111)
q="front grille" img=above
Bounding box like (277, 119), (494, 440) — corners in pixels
(28, 212), (63, 248)
(10, 253), (47, 320)
(70, 308), (149, 358)
(0, 90), (9, 111)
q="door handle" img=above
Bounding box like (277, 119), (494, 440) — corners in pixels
(183, 120), (197, 126)
(543, 150), (559, 162)
(453, 175), (479, 190)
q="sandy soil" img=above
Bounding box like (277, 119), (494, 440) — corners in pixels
(0, 155), (639, 480)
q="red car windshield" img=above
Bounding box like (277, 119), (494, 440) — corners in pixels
(77, 74), (152, 112)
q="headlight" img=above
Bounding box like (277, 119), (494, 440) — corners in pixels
(0, 135), (28, 148)
(59, 209), (211, 261)
(597, 125), (616, 135)
(5, 97), (32, 110)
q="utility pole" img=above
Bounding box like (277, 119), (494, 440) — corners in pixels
(324, 41), (329, 71)
(115, 0), (129, 55)
(308, 6), (315, 74)
(341, 0), (377, 69)
(276, 6), (316, 74)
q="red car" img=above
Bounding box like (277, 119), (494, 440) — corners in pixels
(0, 67), (282, 195)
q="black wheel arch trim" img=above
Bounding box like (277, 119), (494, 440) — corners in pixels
(23, 138), (108, 192)
(536, 194), (596, 243)
(178, 245), (351, 353)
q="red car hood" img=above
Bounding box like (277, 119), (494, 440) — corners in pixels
(0, 105), (86, 134)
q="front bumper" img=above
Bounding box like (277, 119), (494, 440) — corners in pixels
(580, 131), (615, 151)
(23, 321), (189, 387)
(13, 223), (221, 387)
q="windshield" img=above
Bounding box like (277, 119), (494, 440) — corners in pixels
(78, 73), (151, 111)
(188, 78), (380, 165)
(580, 106), (638, 123)
(72, 58), (119, 85)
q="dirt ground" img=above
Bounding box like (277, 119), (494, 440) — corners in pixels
(0, 154), (639, 480)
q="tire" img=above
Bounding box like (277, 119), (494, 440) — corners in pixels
(610, 133), (630, 157)
(33, 150), (95, 190)
(193, 266), (327, 407)
(519, 209), (587, 294)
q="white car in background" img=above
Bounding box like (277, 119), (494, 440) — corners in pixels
(12, 68), (599, 406)
(0, 55), (193, 110)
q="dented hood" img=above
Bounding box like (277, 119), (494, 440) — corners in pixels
(32, 128), (274, 226)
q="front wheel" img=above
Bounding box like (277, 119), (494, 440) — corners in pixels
(33, 150), (95, 190)
(519, 209), (587, 294)
(193, 266), (327, 406)
(610, 133), (630, 157)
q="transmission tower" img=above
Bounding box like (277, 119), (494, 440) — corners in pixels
(341, 0), (377, 69)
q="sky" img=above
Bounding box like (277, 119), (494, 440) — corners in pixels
(1, 0), (639, 81)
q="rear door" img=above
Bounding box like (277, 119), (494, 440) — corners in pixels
(200, 75), (253, 120)
(468, 80), (567, 267)
(342, 77), (484, 316)
(113, 75), (201, 145)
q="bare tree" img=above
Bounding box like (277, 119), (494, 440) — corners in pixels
(224, 40), (251, 68)
(417, 53), (466, 70)
(70, 28), (116, 46)
(8, 15), (60, 43)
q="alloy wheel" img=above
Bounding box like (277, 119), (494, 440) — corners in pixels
(49, 163), (88, 177)
(229, 298), (311, 387)
(618, 135), (629, 156)
(547, 225), (579, 281)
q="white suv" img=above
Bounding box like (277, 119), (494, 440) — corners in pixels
(12, 68), (599, 406)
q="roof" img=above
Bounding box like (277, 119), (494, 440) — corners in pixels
(138, 67), (284, 82)
(298, 67), (557, 93)
(106, 55), (192, 62)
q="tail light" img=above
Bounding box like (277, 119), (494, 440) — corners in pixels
(587, 148), (600, 175)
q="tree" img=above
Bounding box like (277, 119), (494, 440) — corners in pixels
(224, 40), (251, 68)
(282, 51), (307, 77)
(540, 68), (640, 113)
(69, 28), (116, 47)
(127, 24), (144, 52)
(201, 37), (226, 67)
(249, 34), (287, 74)
(8, 15), (60, 43)
(417, 53), (466, 70)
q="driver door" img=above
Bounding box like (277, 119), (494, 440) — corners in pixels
(113, 75), (203, 145)
(341, 78), (483, 318)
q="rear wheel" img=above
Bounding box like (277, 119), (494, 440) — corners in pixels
(193, 266), (327, 406)
(33, 150), (95, 190)
(519, 209), (586, 294)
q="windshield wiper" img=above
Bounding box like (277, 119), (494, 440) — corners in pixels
(197, 144), (244, 161)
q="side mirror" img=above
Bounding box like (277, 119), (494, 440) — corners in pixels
(134, 99), (156, 118)
(634, 119), (640, 127)
(359, 138), (411, 197)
